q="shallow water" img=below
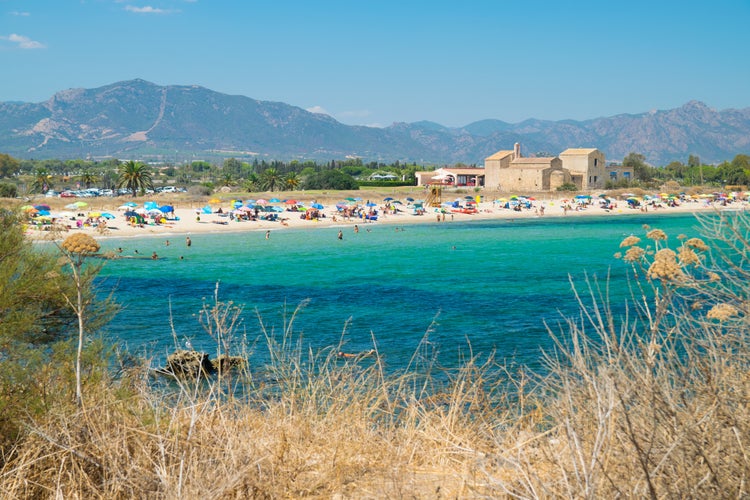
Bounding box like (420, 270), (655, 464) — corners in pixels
(96, 213), (703, 371)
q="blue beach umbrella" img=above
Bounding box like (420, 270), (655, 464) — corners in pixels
(101, 212), (116, 219)
(312, 203), (324, 209)
(269, 198), (281, 203)
(159, 205), (174, 213)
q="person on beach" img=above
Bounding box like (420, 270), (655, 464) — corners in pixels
(338, 230), (343, 240)
(265, 230), (270, 240)
(354, 224), (359, 233)
(151, 251), (158, 260)
(186, 236), (192, 247)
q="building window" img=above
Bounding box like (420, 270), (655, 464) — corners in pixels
(594, 158), (598, 167)
(610, 172), (617, 179)
(594, 175), (597, 183)
(623, 172), (631, 179)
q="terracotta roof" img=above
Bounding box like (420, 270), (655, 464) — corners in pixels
(485, 150), (514, 161)
(560, 148), (598, 155)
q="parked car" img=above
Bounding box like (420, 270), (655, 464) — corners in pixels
(60, 191), (76, 198)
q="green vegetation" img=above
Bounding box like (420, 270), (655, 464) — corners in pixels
(0, 148), (746, 197)
(0, 212), (117, 457)
(0, 206), (749, 496)
(117, 160), (154, 196)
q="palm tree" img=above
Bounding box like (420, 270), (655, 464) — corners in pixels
(117, 161), (153, 197)
(243, 173), (259, 192)
(259, 167), (282, 192)
(284, 171), (301, 191)
(79, 169), (99, 189)
(31, 168), (53, 194)
(220, 172), (237, 187)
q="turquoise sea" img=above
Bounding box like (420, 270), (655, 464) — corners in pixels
(96, 213), (703, 372)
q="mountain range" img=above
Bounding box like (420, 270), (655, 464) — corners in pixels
(1, 79), (748, 166)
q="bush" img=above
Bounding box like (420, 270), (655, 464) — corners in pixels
(0, 182), (17, 198)
(188, 184), (213, 196)
(556, 182), (577, 191)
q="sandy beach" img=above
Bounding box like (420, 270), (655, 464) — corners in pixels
(16, 189), (742, 241)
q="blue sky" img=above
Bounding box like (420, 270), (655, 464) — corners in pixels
(2, 0), (749, 127)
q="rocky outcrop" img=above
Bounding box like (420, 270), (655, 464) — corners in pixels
(160, 350), (247, 379)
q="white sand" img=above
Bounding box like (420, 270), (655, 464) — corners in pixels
(21, 193), (740, 241)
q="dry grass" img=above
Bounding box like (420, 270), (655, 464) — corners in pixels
(2, 211), (750, 498)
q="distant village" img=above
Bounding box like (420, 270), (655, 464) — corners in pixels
(415, 144), (633, 192)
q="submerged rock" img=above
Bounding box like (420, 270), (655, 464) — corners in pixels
(165, 350), (213, 378)
(211, 354), (247, 373)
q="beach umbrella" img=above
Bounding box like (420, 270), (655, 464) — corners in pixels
(233, 200), (243, 208)
(73, 201), (88, 208)
(159, 205), (174, 213)
(88, 211), (102, 218)
(123, 210), (138, 218)
(37, 210), (51, 216)
(464, 196), (474, 200)
(406, 197), (415, 202)
(20, 205), (34, 211)
(34, 204), (51, 211)
(269, 198), (281, 203)
(101, 213), (116, 219)
(365, 202), (377, 207)
(255, 199), (268, 205)
(285, 199), (298, 205)
(345, 197), (357, 201)
(135, 208), (148, 215)
(271, 206), (284, 212)
(383, 197), (394, 201)
(124, 201), (137, 207)
(392, 200), (403, 205)
(143, 201), (158, 210)
(311, 203), (324, 209)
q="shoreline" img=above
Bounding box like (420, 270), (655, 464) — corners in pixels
(17, 193), (743, 242)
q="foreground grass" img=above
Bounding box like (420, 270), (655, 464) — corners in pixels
(2, 212), (750, 498)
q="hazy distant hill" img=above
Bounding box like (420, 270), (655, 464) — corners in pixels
(0, 79), (748, 165)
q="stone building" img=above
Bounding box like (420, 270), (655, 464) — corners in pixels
(559, 148), (606, 190)
(484, 143), (571, 192)
(483, 143), (604, 192)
